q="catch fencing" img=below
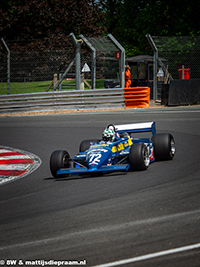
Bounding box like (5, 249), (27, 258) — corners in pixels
(147, 35), (200, 100)
(0, 34), (124, 95)
(153, 36), (200, 79)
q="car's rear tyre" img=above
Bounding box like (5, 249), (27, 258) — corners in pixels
(152, 133), (175, 161)
(129, 143), (149, 171)
(50, 150), (70, 178)
(79, 139), (99, 152)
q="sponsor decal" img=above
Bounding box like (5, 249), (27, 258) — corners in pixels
(112, 146), (117, 153)
(91, 144), (109, 148)
(146, 142), (155, 161)
(89, 148), (109, 153)
(0, 146), (41, 186)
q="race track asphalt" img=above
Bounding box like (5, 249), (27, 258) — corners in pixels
(0, 106), (200, 267)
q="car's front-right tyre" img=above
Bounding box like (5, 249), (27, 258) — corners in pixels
(152, 133), (175, 161)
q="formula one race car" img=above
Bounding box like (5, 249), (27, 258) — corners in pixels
(50, 122), (175, 178)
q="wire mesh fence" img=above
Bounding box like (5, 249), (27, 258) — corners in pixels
(152, 36), (200, 100)
(0, 35), (122, 95)
(0, 45), (76, 94)
(87, 35), (121, 81)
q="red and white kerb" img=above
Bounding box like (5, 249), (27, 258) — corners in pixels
(0, 147), (41, 185)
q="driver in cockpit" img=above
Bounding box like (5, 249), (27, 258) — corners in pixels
(102, 125), (120, 142)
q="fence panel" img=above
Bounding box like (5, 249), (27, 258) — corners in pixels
(152, 36), (200, 100)
(0, 35), (123, 95)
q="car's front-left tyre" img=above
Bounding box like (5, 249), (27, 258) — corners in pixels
(79, 139), (99, 152)
(50, 150), (70, 178)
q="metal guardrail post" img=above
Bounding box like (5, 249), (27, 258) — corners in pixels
(53, 60), (75, 91)
(146, 34), (158, 100)
(1, 38), (10, 95)
(108, 34), (125, 88)
(70, 33), (81, 90)
(79, 34), (96, 89)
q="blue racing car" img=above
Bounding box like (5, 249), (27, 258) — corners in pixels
(50, 121), (175, 178)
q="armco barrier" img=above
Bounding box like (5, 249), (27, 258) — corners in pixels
(0, 88), (125, 113)
(124, 87), (150, 108)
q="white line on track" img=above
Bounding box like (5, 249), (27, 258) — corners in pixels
(92, 243), (200, 267)
(1, 209), (200, 251)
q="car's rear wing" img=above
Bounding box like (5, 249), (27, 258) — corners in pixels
(114, 121), (156, 135)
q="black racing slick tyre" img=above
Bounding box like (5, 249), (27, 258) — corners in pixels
(50, 150), (70, 178)
(129, 143), (149, 171)
(152, 133), (175, 161)
(79, 139), (99, 152)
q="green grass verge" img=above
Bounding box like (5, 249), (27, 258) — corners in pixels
(0, 79), (106, 95)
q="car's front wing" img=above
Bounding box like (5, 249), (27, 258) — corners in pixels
(57, 164), (130, 176)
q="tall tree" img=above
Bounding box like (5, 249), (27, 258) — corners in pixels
(100, 0), (200, 57)
(99, 0), (122, 34)
(0, 0), (106, 50)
